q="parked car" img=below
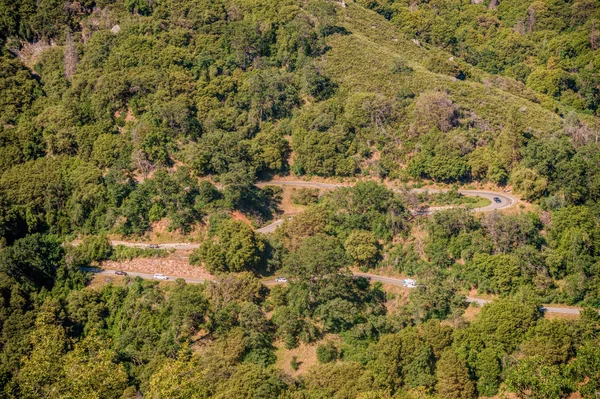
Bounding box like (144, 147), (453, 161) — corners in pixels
(493, 197), (502, 203)
(148, 244), (160, 249)
(153, 274), (168, 280)
(275, 277), (288, 283)
(115, 270), (127, 276)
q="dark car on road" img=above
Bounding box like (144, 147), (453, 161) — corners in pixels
(115, 270), (128, 276)
(493, 197), (502, 203)
(148, 244), (160, 249)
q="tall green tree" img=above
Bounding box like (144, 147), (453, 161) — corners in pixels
(435, 349), (475, 399)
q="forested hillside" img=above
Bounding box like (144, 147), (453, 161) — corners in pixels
(1, 0), (600, 398)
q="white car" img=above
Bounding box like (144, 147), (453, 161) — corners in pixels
(402, 278), (417, 288)
(275, 277), (288, 283)
(153, 274), (168, 280)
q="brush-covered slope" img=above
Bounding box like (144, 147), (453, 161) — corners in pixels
(290, 2), (600, 202)
(322, 3), (565, 132)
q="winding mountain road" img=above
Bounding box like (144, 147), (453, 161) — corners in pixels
(85, 267), (585, 315)
(85, 181), (583, 315)
(103, 181), (518, 238)
(255, 181), (518, 233)
(257, 180), (517, 211)
(109, 240), (200, 250)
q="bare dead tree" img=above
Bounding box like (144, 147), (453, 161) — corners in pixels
(64, 30), (78, 80)
(591, 23), (600, 50)
(564, 112), (598, 147)
(526, 4), (537, 33)
(132, 149), (154, 178)
(513, 20), (526, 35)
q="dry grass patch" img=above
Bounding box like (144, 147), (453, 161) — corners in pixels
(543, 312), (580, 321)
(380, 283), (411, 314)
(148, 219), (204, 243)
(87, 274), (129, 289)
(275, 334), (342, 377)
(462, 303), (483, 322)
(275, 340), (319, 377)
(279, 187), (313, 215)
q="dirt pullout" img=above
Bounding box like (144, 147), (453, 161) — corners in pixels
(101, 250), (213, 280)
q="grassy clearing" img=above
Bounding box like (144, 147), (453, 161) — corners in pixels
(418, 190), (492, 208)
(465, 197), (492, 209)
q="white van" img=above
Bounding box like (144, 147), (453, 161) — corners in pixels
(153, 274), (168, 280)
(402, 279), (417, 288)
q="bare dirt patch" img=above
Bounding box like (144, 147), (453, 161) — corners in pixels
(462, 303), (483, 322)
(232, 211), (254, 227)
(125, 108), (137, 122)
(101, 249), (213, 279)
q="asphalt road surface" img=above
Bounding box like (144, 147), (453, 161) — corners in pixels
(353, 273), (584, 315)
(256, 219), (285, 234)
(258, 181), (517, 211)
(80, 181), (589, 316)
(82, 267), (208, 284)
(256, 181), (518, 233)
(85, 268), (585, 315)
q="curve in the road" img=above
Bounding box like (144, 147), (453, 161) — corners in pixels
(103, 181), (517, 241)
(258, 180), (517, 212)
(81, 181), (551, 314)
(256, 181), (518, 233)
(256, 219), (284, 234)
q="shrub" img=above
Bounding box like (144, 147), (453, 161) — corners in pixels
(413, 91), (457, 134)
(391, 58), (413, 74)
(290, 356), (300, 371)
(69, 235), (113, 266)
(344, 230), (379, 268)
(111, 246), (171, 261)
(291, 188), (320, 205)
(316, 341), (339, 363)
